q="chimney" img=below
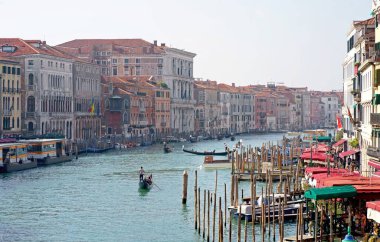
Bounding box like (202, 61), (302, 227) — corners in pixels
(232, 83), (235, 87)
(153, 40), (157, 46)
(161, 43), (166, 47)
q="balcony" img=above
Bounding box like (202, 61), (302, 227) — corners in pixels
(352, 118), (361, 127)
(3, 110), (12, 116)
(371, 113), (380, 126)
(351, 89), (360, 95)
(138, 120), (148, 126)
(354, 93), (361, 103)
(367, 146), (380, 159)
(26, 112), (35, 118)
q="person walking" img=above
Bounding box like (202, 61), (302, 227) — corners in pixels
(139, 167), (145, 181)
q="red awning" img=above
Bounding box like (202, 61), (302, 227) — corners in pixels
(369, 160), (380, 170)
(301, 152), (334, 162)
(333, 139), (347, 147)
(339, 149), (360, 159)
(367, 201), (380, 211)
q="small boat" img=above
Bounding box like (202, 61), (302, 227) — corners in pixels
(234, 194), (304, 222)
(203, 156), (231, 169)
(182, 147), (228, 156)
(139, 175), (153, 190)
(217, 134), (224, 140)
(231, 136), (236, 141)
(189, 135), (197, 143)
(164, 146), (172, 153)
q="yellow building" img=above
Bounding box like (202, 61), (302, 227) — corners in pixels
(0, 57), (22, 136)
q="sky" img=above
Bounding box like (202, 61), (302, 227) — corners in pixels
(0, 0), (372, 91)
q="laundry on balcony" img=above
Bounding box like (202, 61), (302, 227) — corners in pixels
(338, 149), (360, 159)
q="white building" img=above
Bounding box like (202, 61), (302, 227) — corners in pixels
(162, 47), (196, 134)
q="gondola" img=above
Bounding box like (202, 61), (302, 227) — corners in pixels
(217, 134), (224, 140)
(139, 177), (153, 190)
(182, 147), (228, 156)
(230, 136), (236, 141)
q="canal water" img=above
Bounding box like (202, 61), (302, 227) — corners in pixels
(0, 133), (297, 241)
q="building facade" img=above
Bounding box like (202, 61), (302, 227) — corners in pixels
(73, 60), (102, 141)
(0, 58), (22, 136)
(0, 39), (75, 138)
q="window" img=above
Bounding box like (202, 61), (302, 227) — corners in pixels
(28, 60), (34, 66)
(124, 67), (129, 75)
(136, 58), (141, 64)
(27, 96), (35, 112)
(17, 117), (19, 128)
(11, 67), (15, 75)
(112, 59), (118, 64)
(136, 66), (141, 75)
(124, 58), (129, 64)
(2, 66), (6, 73)
(16, 68), (20, 75)
(28, 74), (34, 85)
(1, 46), (16, 53)
(112, 67), (118, 76)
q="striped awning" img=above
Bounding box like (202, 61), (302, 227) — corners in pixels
(369, 160), (380, 170)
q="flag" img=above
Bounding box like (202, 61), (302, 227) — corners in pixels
(336, 115), (342, 130)
(346, 106), (353, 123)
(88, 101), (95, 114)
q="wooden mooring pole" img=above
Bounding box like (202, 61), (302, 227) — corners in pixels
(182, 170), (188, 204)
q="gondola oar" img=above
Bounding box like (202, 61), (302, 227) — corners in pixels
(153, 182), (161, 190)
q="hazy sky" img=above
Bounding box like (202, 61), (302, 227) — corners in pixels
(0, 0), (371, 91)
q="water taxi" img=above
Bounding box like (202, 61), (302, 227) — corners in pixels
(19, 139), (73, 166)
(0, 143), (37, 173)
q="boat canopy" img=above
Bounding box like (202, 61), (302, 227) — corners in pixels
(304, 185), (357, 200)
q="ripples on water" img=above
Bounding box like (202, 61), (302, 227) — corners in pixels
(0, 133), (298, 241)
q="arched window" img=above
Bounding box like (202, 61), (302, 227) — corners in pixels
(27, 96), (35, 112)
(28, 73), (34, 85)
(12, 118), (14, 128)
(17, 117), (19, 128)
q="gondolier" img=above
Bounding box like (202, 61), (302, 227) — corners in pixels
(139, 167), (145, 181)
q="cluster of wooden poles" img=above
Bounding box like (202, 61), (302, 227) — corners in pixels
(182, 137), (306, 241)
(186, 170), (305, 241)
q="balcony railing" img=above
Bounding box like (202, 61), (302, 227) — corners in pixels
(138, 120), (148, 126)
(368, 146), (380, 159)
(26, 112), (35, 118)
(371, 113), (380, 126)
(3, 110), (12, 116)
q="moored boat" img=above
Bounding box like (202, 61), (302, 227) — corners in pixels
(234, 194), (304, 222)
(203, 156), (231, 169)
(182, 147), (228, 156)
(19, 139), (73, 166)
(0, 143), (37, 173)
